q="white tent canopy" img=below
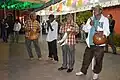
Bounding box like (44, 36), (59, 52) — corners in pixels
(36, 0), (120, 16)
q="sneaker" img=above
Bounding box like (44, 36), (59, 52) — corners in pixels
(58, 67), (67, 71)
(48, 57), (53, 60)
(53, 60), (58, 64)
(67, 68), (73, 73)
(113, 52), (117, 54)
(76, 72), (84, 76)
(38, 57), (42, 60)
(30, 58), (34, 60)
(93, 73), (99, 80)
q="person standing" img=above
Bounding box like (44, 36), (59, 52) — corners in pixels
(13, 20), (21, 43)
(24, 13), (42, 60)
(6, 14), (14, 39)
(76, 5), (110, 80)
(1, 19), (9, 42)
(80, 22), (86, 42)
(46, 14), (59, 63)
(58, 14), (79, 73)
(105, 14), (117, 54)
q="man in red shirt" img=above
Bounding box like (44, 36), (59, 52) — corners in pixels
(58, 13), (79, 73)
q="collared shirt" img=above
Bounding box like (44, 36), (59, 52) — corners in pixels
(59, 22), (79, 46)
(46, 20), (58, 42)
(24, 19), (40, 39)
(13, 22), (21, 31)
(85, 14), (110, 47)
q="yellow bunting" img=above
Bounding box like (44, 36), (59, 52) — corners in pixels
(66, 0), (73, 6)
(77, 0), (82, 7)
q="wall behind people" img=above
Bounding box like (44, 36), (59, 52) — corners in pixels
(103, 6), (120, 34)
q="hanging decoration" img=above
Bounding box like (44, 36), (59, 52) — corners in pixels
(49, 6), (52, 11)
(83, 0), (88, 5)
(72, 0), (78, 7)
(57, 2), (62, 12)
(66, 0), (73, 6)
(77, 0), (83, 7)
(62, 0), (66, 5)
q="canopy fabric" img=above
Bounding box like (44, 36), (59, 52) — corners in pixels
(0, 0), (53, 10)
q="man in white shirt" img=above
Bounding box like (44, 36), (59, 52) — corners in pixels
(80, 22), (87, 42)
(13, 20), (21, 43)
(76, 5), (110, 80)
(46, 14), (58, 63)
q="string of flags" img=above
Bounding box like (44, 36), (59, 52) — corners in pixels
(49, 0), (89, 12)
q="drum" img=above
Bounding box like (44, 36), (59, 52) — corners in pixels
(93, 31), (107, 45)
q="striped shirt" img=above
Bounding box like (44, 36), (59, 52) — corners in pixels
(24, 19), (40, 39)
(59, 22), (79, 45)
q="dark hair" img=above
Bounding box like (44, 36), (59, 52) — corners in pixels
(15, 19), (19, 22)
(36, 15), (40, 23)
(49, 14), (54, 19)
(109, 14), (113, 18)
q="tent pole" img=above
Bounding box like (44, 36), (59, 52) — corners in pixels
(60, 15), (62, 23)
(74, 12), (76, 23)
(4, 1), (6, 19)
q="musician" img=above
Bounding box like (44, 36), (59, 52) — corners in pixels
(24, 12), (42, 60)
(58, 14), (79, 73)
(76, 5), (110, 80)
(46, 14), (59, 63)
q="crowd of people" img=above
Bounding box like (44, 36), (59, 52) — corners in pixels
(0, 5), (117, 80)
(0, 14), (21, 43)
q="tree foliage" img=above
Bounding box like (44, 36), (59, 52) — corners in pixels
(76, 11), (92, 26)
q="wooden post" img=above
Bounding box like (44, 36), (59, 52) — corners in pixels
(74, 12), (76, 23)
(3, 1), (6, 19)
(60, 15), (62, 23)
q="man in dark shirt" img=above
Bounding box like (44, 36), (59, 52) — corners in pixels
(105, 14), (117, 54)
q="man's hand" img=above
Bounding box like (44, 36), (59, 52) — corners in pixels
(90, 20), (94, 26)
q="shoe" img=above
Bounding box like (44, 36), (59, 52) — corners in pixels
(58, 67), (67, 71)
(76, 72), (84, 76)
(53, 60), (58, 64)
(113, 52), (117, 54)
(38, 57), (42, 60)
(30, 58), (34, 60)
(93, 73), (99, 80)
(48, 57), (53, 60)
(67, 68), (73, 73)
(104, 51), (108, 53)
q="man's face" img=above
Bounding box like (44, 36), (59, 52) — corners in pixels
(107, 15), (111, 19)
(66, 15), (73, 23)
(31, 14), (37, 20)
(16, 21), (18, 23)
(93, 8), (101, 16)
(49, 17), (54, 22)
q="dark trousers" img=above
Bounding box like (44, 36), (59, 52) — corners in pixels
(25, 38), (41, 58)
(48, 40), (58, 61)
(81, 46), (104, 74)
(2, 29), (7, 42)
(105, 33), (116, 53)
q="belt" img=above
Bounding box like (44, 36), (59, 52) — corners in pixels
(90, 45), (104, 48)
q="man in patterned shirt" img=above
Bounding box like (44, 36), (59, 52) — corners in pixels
(24, 13), (42, 60)
(58, 13), (79, 73)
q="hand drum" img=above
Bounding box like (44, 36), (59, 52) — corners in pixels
(93, 31), (107, 45)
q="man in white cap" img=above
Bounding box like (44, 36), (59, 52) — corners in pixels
(76, 5), (110, 80)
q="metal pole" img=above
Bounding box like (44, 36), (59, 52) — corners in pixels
(60, 15), (62, 23)
(3, 0), (6, 19)
(74, 12), (76, 23)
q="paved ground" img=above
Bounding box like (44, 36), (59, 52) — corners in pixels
(0, 35), (120, 80)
